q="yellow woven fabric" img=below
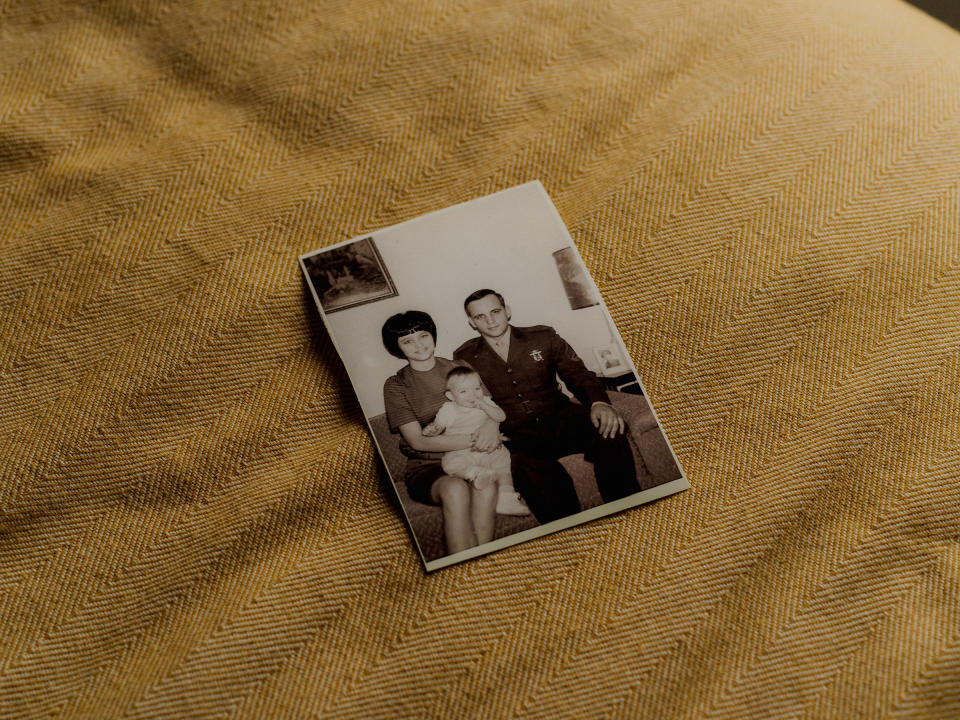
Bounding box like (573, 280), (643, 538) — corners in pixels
(2, 0), (959, 717)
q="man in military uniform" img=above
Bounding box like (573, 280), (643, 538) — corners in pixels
(453, 289), (640, 523)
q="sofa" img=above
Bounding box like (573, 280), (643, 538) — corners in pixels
(368, 390), (682, 561)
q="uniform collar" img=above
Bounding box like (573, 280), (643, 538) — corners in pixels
(509, 325), (532, 341)
(472, 325), (516, 362)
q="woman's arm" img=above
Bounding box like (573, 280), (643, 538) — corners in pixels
(398, 421), (474, 453)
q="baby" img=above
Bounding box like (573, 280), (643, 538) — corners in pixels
(422, 366), (528, 515)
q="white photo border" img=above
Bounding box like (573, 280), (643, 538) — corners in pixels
(299, 181), (689, 572)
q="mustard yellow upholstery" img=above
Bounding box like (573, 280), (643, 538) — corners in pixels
(2, 0), (959, 717)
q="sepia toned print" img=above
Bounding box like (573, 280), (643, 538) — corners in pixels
(300, 182), (688, 571)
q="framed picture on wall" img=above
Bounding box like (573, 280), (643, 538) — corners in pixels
(301, 236), (398, 313)
(299, 182), (688, 572)
(552, 247), (600, 309)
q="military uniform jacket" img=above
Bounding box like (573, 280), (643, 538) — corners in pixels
(453, 325), (609, 433)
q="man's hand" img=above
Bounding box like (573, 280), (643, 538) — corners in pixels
(471, 418), (501, 452)
(590, 402), (625, 439)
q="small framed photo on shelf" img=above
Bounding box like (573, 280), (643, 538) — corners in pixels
(593, 343), (628, 377)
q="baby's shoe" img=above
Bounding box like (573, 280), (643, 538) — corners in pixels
(496, 487), (531, 516)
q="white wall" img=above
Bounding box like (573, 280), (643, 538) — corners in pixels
(310, 183), (623, 418)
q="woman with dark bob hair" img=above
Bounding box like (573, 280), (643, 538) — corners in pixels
(381, 310), (507, 554)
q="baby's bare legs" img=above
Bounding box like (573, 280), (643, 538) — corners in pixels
(468, 467), (496, 490)
(441, 452), (507, 538)
(497, 473), (518, 493)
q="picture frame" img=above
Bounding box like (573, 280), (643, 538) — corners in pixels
(593, 343), (628, 377)
(552, 247), (600, 310)
(301, 236), (398, 313)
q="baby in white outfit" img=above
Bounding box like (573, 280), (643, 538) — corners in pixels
(422, 367), (528, 515)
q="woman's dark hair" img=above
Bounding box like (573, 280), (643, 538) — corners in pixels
(381, 311), (437, 358)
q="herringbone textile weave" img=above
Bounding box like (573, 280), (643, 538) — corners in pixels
(1, 0), (959, 717)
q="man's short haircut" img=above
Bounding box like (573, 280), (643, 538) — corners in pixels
(381, 310), (437, 359)
(463, 288), (505, 314)
(445, 365), (478, 385)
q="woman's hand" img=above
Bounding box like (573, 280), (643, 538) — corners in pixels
(471, 419), (501, 452)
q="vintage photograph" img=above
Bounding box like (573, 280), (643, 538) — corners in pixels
(300, 182), (688, 571)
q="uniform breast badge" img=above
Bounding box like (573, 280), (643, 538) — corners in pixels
(529, 349), (544, 362)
